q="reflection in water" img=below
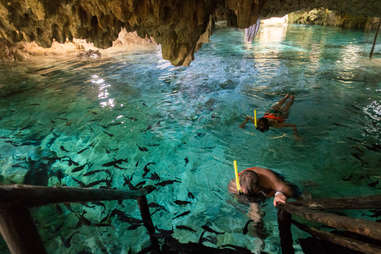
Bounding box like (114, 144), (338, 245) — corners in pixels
(91, 74), (115, 108)
(339, 44), (362, 71)
(243, 16), (288, 52)
(364, 100), (381, 121)
(244, 16), (289, 79)
(257, 16), (288, 43)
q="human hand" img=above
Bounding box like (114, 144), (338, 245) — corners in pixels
(273, 191), (287, 207)
(239, 116), (252, 128)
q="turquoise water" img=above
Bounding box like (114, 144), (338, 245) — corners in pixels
(0, 24), (381, 253)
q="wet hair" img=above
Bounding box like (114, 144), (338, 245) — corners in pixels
(228, 170), (266, 204)
(256, 117), (270, 132)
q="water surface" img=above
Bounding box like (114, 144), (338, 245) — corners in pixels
(0, 24), (381, 253)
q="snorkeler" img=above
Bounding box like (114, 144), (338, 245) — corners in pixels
(228, 166), (295, 207)
(228, 166), (297, 233)
(240, 94), (300, 138)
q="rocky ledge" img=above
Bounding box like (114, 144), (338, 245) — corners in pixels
(0, 0), (380, 65)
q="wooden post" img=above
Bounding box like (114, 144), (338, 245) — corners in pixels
(280, 203), (381, 241)
(277, 208), (294, 254)
(0, 206), (47, 254)
(137, 196), (160, 252)
(370, 22), (381, 59)
(292, 220), (381, 254)
(0, 184), (151, 208)
(289, 195), (381, 210)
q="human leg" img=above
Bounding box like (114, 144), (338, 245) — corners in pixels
(271, 94), (289, 111)
(280, 95), (294, 117)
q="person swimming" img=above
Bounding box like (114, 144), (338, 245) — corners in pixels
(240, 94), (300, 139)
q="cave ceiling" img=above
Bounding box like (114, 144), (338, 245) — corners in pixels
(0, 0), (380, 65)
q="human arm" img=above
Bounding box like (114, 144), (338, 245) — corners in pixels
(270, 176), (294, 206)
(248, 167), (293, 207)
(271, 94), (289, 111)
(239, 116), (253, 128)
(271, 176), (294, 207)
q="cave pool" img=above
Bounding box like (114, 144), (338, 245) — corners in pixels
(0, 24), (381, 253)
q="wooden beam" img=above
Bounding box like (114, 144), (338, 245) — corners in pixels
(292, 220), (381, 254)
(289, 195), (381, 210)
(370, 22), (381, 59)
(137, 196), (160, 252)
(0, 206), (47, 254)
(0, 184), (153, 208)
(277, 208), (294, 254)
(280, 203), (381, 241)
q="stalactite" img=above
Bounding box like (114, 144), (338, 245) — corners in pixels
(0, 0), (380, 65)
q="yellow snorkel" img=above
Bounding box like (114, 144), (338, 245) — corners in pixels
(233, 160), (241, 192)
(254, 109), (257, 128)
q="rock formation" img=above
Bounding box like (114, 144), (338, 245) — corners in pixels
(0, 0), (380, 65)
(288, 8), (381, 31)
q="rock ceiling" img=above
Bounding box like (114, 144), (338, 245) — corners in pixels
(0, 0), (380, 65)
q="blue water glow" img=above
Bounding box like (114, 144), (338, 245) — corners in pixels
(0, 24), (381, 253)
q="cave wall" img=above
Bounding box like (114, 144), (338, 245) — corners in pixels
(0, 0), (224, 65)
(288, 8), (381, 31)
(0, 0), (380, 65)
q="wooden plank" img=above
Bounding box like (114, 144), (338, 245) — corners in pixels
(0, 184), (153, 208)
(0, 206), (47, 254)
(292, 220), (381, 254)
(370, 22), (381, 59)
(289, 195), (381, 210)
(137, 196), (160, 251)
(277, 208), (294, 254)
(280, 203), (381, 241)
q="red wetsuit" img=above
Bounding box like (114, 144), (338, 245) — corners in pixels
(263, 113), (285, 123)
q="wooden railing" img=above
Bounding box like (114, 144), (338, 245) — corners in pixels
(277, 195), (381, 254)
(0, 184), (154, 254)
(1, 185), (381, 254)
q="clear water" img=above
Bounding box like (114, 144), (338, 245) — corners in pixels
(1, 24), (381, 253)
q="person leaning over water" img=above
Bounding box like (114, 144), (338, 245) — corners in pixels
(228, 166), (295, 207)
(240, 94), (300, 138)
(228, 167), (298, 235)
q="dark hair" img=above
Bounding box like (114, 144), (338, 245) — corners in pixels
(256, 117), (269, 132)
(228, 170), (266, 204)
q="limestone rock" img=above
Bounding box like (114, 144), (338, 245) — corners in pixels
(288, 8), (381, 31)
(0, 0), (380, 65)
